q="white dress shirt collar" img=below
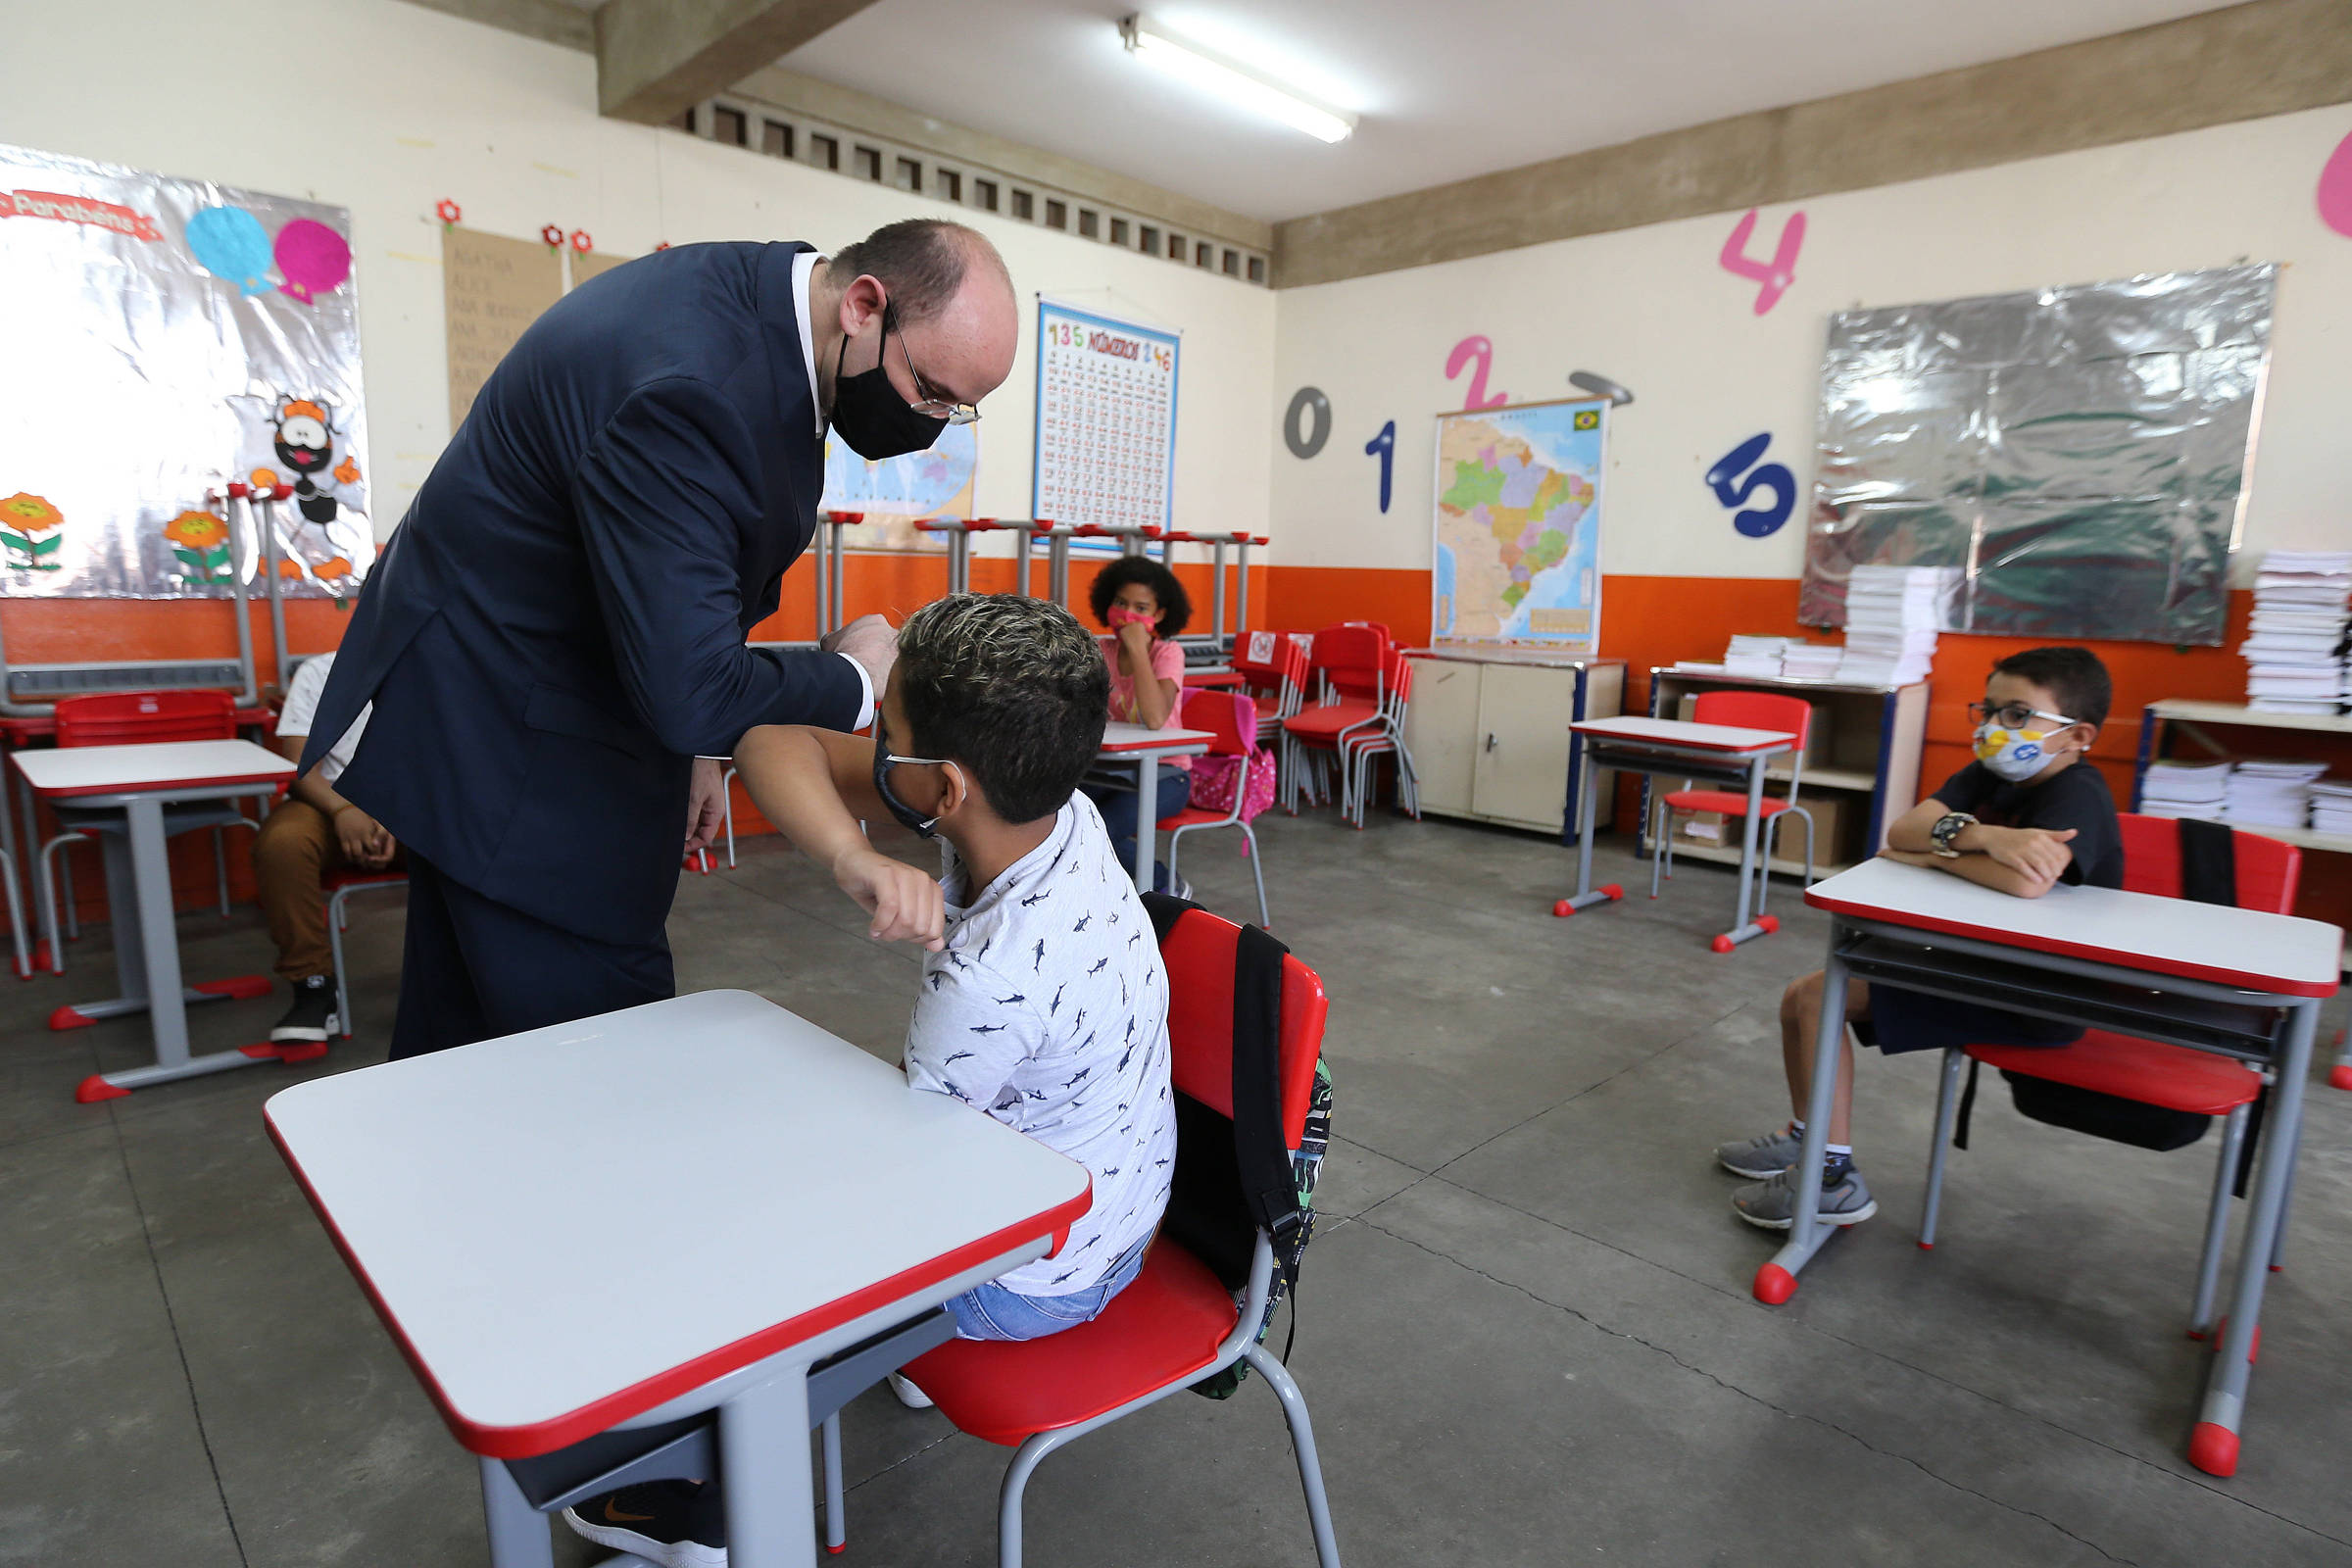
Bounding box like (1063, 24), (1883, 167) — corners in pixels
(793, 249), (824, 438)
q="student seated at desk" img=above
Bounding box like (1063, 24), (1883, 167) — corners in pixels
(1084, 555), (1193, 896)
(1714, 647), (2123, 1231)
(255, 652), (398, 1045)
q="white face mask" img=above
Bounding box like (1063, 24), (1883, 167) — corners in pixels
(1973, 719), (2072, 782)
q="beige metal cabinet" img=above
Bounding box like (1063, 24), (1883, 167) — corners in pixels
(1404, 651), (1625, 837)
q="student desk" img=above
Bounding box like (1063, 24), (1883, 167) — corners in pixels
(1556, 715), (1796, 951)
(1099, 721), (1212, 890)
(13, 739), (292, 1102)
(1768, 858), (2340, 1477)
(266, 989), (1093, 1568)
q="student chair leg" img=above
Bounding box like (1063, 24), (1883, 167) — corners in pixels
(1241, 820), (1270, 928)
(35, 832), (80, 977)
(998, 1427), (1081, 1568)
(1649, 800), (1670, 900)
(821, 1409), (846, 1553)
(0, 850), (25, 981)
(1243, 1343), (1345, 1568)
(1919, 1049), (1969, 1249)
(722, 764), (739, 869)
(212, 826), (229, 918)
(478, 1454), (558, 1568)
(326, 887), (354, 1041)
(2190, 1102), (2250, 1337)
(60, 846), (78, 943)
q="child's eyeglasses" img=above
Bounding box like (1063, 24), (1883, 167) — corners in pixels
(1968, 701), (2078, 730)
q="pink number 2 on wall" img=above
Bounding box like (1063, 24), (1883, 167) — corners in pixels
(1720, 209), (1805, 315)
(2320, 127), (2352, 238)
(1445, 335), (1509, 410)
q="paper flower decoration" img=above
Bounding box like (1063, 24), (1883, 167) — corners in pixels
(164, 509), (232, 582)
(1, 492), (64, 571)
(249, 466), (280, 493)
(435, 199), (462, 226)
(540, 224), (564, 248)
(2, 493), (62, 532)
(315, 556), (355, 581)
(277, 559), (304, 578)
(332, 457), (361, 485)
(569, 229), (593, 254)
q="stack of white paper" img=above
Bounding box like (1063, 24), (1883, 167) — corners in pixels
(1723, 634), (1788, 677)
(2138, 760), (2231, 822)
(1780, 644), (1844, 680)
(2309, 779), (2352, 838)
(2224, 759), (2328, 828)
(2244, 551), (2352, 714)
(1838, 565), (1958, 687)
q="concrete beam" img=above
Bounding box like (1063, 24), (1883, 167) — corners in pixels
(597, 0), (882, 124)
(391, 0), (593, 52)
(1274, 0), (2352, 289)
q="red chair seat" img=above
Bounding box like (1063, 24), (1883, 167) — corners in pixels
(1662, 788), (1793, 817)
(1283, 701), (1376, 740)
(901, 1241), (1239, 1447)
(1156, 805), (1233, 829)
(1967, 1030), (2261, 1116)
(1251, 695), (1282, 717)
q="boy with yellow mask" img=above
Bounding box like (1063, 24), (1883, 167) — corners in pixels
(1714, 647), (2123, 1231)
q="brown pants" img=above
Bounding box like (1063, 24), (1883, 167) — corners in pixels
(253, 800), (403, 981)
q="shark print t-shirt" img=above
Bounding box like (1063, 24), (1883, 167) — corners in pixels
(904, 791), (1177, 1298)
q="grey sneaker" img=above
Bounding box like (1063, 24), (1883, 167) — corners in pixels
(1732, 1166), (1878, 1231)
(1715, 1127), (1804, 1179)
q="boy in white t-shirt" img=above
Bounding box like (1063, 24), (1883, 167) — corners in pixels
(255, 652), (395, 1045)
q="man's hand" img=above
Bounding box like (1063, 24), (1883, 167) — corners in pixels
(831, 844), (944, 951)
(333, 806), (395, 870)
(822, 613), (898, 709)
(685, 758), (727, 853)
(1972, 824), (2076, 887)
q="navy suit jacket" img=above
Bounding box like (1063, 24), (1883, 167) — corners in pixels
(303, 240), (861, 948)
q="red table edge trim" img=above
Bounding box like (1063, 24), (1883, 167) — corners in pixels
(1569, 723), (1793, 755)
(1097, 739), (1210, 753)
(1803, 888), (2342, 1000)
(265, 1111), (1093, 1460)
(11, 767), (293, 798)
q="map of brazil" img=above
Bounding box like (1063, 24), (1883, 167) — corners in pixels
(1433, 401), (1605, 650)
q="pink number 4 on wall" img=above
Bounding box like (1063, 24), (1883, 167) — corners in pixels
(1720, 209), (1804, 315)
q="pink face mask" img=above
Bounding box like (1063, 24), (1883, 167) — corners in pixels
(1107, 605), (1156, 629)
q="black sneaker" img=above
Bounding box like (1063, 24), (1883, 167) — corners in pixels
(270, 976), (337, 1043)
(562, 1480), (726, 1568)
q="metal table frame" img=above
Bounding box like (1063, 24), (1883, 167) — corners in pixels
(1097, 727), (1211, 890)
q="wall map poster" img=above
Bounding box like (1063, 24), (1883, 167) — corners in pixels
(1433, 398), (1606, 653)
(1031, 299), (1178, 538)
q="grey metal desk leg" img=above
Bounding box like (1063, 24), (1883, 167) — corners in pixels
(480, 1454), (557, 1568)
(1758, 946), (1850, 1301)
(2189, 996), (2320, 1476)
(720, 1366), (817, 1568)
(1552, 735), (1621, 917)
(1130, 758), (1153, 891)
(126, 801), (183, 1068)
(1713, 755), (1776, 952)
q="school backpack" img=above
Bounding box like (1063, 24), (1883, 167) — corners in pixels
(1142, 892), (1332, 1399)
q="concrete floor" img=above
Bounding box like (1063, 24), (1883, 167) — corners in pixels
(5, 808), (2351, 1567)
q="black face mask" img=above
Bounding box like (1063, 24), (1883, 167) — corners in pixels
(872, 718), (954, 839)
(831, 303), (948, 461)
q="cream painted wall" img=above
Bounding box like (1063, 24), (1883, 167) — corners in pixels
(0, 0), (1275, 550)
(1272, 104), (2352, 581)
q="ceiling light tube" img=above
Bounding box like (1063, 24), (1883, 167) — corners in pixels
(1120, 14), (1357, 144)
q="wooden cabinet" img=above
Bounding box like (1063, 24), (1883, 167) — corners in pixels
(1404, 652), (1625, 838)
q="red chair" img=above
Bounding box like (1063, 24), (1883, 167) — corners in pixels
(322, 868), (409, 1043)
(1281, 623), (1391, 816)
(1650, 690), (1816, 911)
(1918, 814), (2296, 1342)
(1339, 649), (1420, 828)
(1231, 630), (1309, 749)
(1159, 690), (1270, 926)
(901, 906), (1342, 1568)
(34, 691), (256, 975)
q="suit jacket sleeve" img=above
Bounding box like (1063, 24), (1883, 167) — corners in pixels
(570, 375), (862, 756)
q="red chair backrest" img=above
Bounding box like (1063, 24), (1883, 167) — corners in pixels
(1308, 624), (1388, 675)
(2115, 812), (2300, 914)
(1233, 630), (1306, 688)
(55, 690), (235, 749)
(1178, 689), (1254, 758)
(1690, 689), (1812, 752)
(1158, 905), (1327, 1149)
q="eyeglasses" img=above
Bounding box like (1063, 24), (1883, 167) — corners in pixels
(887, 303), (981, 425)
(1968, 701), (2078, 731)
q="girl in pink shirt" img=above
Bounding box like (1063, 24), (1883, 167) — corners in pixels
(1084, 557), (1194, 893)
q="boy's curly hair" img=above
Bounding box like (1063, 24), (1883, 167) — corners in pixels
(896, 594), (1110, 823)
(1088, 556), (1192, 639)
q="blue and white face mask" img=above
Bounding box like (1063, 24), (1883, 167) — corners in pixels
(1973, 718), (2068, 782)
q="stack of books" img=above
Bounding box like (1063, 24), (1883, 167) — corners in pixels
(1837, 565), (1958, 687)
(2242, 551), (2352, 714)
(1780, 644), (1843, 681)
(2224, 760), (2328, 828)
(2137, 760), (2231, 822)
(2309, 779), (2352, 838)
(1723, 635), (1788, 677)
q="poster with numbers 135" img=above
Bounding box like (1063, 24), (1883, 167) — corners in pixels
(1031, 299), (1179, 540)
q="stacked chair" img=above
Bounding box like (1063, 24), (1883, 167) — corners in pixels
(1280, 623), (1418, 825)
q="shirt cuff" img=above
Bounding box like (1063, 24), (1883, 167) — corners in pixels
(837, 651), (876, 731)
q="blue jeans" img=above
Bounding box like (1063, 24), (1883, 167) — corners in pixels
(946, 1233), (1152, 1342)
(1085, 765), (1192, 893)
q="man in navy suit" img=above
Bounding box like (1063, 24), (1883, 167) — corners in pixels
(301, 220), (1018, 1057)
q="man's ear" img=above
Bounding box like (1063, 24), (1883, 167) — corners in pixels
(934, 760), (972, 820)
(839, 273), (884, 337)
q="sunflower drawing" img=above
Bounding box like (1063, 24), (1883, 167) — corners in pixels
(165, 509), (234, 583)
(0, 492), (65, 570)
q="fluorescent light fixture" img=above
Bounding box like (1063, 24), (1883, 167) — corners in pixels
(1120, 14), (1357, 144)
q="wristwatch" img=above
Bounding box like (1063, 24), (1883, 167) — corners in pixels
(1929, 811), (1979, 858)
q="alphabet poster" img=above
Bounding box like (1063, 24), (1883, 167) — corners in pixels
(1031, 299), (1179, 537)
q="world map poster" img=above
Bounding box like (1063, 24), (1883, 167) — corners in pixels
(1432, 398), (1606, 653)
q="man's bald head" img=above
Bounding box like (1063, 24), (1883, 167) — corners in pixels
(822, 219), (1017, 413)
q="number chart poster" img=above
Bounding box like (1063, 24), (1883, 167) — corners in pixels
(1032, 300), (1179, 541)
(1432, 398), (1606, 653)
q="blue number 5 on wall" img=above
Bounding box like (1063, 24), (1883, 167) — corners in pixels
(1704, 433), (1796, 538)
